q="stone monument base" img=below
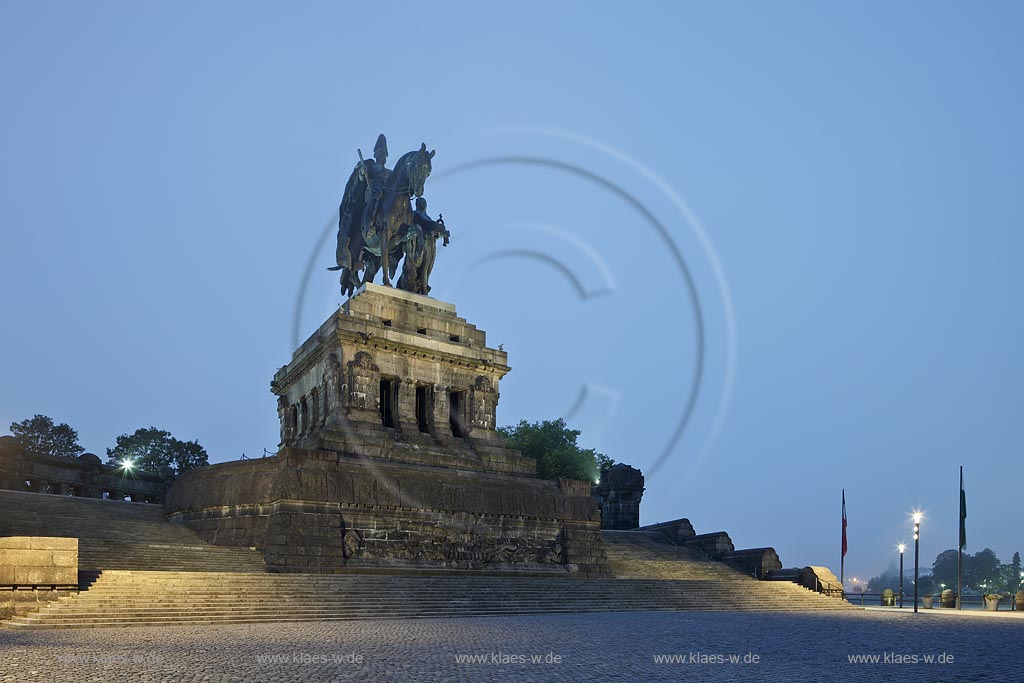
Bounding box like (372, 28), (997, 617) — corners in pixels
(166, 448), (610, 576)
(165, 285), (610, 576)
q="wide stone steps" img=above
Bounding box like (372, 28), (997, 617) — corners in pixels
(2, 491), (851, 628)
(39, 595), (836, 609)
(601, 531), (755, 581)
(7, 608), (846, 630)
(0, 489), (265, 573)
(2, 567), (852, 629)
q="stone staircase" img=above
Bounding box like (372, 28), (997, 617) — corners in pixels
(4, 563), (853, 629)
(602, 530), (851, 608)
(2, 491), (852, 629)
(0, 489), (265, 573)
(604, 529), (757, 579)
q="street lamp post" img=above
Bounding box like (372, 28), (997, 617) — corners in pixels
(913, 512), (922, 614)
(898, 543), (906, 609)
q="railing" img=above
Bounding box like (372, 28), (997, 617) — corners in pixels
(813, 575), (846, 600)
(843, 591), (1020, 610)
(0, 583), (80, 591)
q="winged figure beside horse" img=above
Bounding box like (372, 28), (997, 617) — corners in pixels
(330, 134), (450, 297)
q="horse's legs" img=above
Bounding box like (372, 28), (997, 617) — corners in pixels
(361, 253), (379, 287)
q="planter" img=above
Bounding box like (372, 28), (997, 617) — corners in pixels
(921, 595), (934, 609)
(881, 589), (896, 607)
(1016, 591), (1024, 611)
(940, 589), (956, 608)
(984, 596), (1001, 612)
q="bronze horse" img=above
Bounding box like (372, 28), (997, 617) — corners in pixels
(334, 143), (434, 294)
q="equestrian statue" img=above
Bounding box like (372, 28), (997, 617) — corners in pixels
(330, 134), (448, 297)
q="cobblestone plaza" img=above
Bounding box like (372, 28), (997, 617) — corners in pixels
(2, 610), (1019, 682)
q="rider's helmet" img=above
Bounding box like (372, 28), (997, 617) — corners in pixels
(373, 134), (388, 162)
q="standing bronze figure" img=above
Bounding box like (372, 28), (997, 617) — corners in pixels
(397, 197), (450, 295)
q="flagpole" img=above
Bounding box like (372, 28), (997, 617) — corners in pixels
(957, 465), (963, 611)
(840, 489), (846, 593)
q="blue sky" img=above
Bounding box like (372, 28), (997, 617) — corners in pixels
(1, 2), (1021, 582)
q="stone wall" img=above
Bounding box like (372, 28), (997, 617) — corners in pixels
(0, 536), (78, 618)
(765, 566), (843, 596)
(723, 547), (782, 579)
(167, 448), (610, 576)
(640, 518), (696, 544)
(0, 437), (166, 502)
(0, 587), (77, 620)
(684, 532), (735, 560)
(0, 536), (78, 586)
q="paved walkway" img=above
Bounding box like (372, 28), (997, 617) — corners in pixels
(1, 610), (1020, 682)
(864, 605), (1024, 620)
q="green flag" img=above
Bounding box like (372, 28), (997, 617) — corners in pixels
(959, 469), (967, 550)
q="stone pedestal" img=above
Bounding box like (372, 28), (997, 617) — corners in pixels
(271, 283), (529, 473)
(592, 464), (645, 529)
(167, 285), (610, 576)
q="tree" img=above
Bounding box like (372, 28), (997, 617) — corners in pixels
(867, 569), (901, 593)
(965, 548), (1001, 591)
(596, 452), (617, 474)
(498, 418), (607, 482)
(931, 549), (959, 589)
(9, 414), (84, 459)
(106, 427), (209, 475)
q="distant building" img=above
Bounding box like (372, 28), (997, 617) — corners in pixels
(0, 436), (166, 503)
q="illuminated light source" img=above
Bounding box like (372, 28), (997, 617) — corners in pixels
(898, 543), (906, 554)
(912, 511), (922, 524)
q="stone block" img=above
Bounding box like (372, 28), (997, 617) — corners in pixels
(0, 549), (45, 567)
(30, 537), (78, 551)
(593, 464), (645, 529)
(641, 518), (696, 544)
(723, 547), (782, 579)
(51, 551), (77, 567)
(15, 567), (52, 585)
(0, 537), (32, 550)
(685, 531), (734, 559)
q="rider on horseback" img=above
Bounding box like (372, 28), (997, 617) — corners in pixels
(362, 133), (391, 228)
(334, 134), (390, 291)
(332, 137), (437, 294)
